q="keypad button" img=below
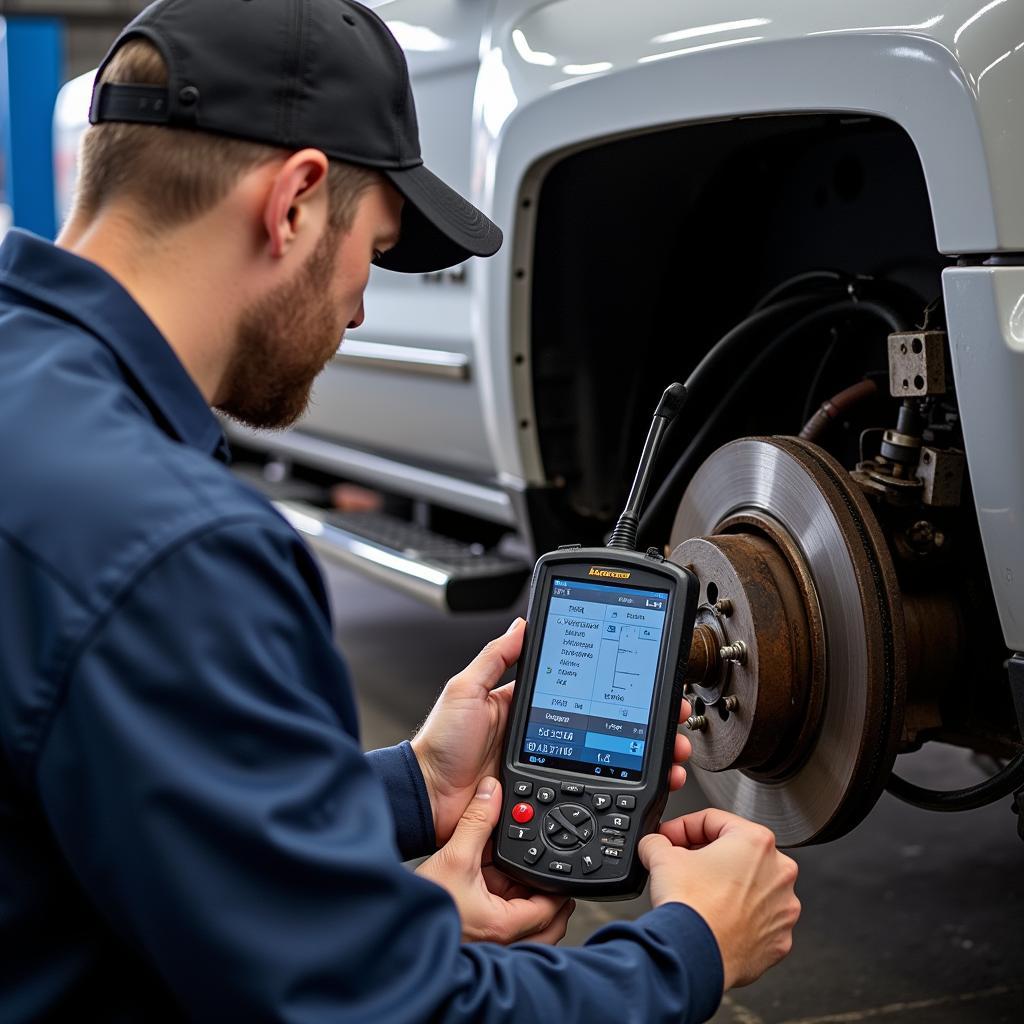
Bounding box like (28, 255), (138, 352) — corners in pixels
(601, 835), (625, 848)
(577, 825), (594, 842)
(581, 852), (600, 875)
(561, 805), (589, 827)
(592, 793), (612, 811)
(513, 781), (533, 797)
(508, 825), (536, 842)
(544, 817), (562, 837)
(602, 846), (623, 859)
(560, 782), (585, 796)
(536, 787), (555, 804)
(551, 828), (577, 848)
(523, 845), (542, 865)
(603, 813), (631, 831)
(615, 795), (636, 810)
(511, 802), (534, 824)
(548, 861), (573, 875)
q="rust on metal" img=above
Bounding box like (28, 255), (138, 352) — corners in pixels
(670, 532), (812, 772)
(900, 589), (964, 748)
(716, 508), (826, 781)
(684, 624), (719, 687)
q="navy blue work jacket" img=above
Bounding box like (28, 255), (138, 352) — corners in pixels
(0, 230), (722, 1023)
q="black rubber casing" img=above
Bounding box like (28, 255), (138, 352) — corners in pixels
(493, 547), (699, 900)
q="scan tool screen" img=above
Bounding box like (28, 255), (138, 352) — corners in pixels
(518, 577), (670, 781)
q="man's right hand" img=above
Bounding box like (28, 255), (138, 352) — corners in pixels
(416, 777), (575, 945)
(639, 809), (801, 990)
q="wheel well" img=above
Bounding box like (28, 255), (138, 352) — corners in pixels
(528, 113), (950, 546)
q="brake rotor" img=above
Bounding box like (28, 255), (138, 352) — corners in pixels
(669, 436), (906, 846)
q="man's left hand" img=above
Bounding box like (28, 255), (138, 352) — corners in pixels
(411, 619), (695, 846)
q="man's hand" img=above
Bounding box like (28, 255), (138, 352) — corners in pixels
(416, 777), (575, 944)
(639, 809), (801, 991)
(411, 619), (695, 845)
(411, 620), (525, 846)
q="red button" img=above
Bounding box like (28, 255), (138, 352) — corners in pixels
(511, 802), (534, 824)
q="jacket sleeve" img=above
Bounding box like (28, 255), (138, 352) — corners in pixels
(365, 741), (437, 860)
(35, 515), (723, 1024)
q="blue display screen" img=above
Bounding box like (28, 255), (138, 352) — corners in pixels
(518, 577), (670, 781)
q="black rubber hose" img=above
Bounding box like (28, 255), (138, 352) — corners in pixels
(751, 269), (849, 313)
(681, 293), (839, 407)
(639, 298), (906, 542)
(886, 753), (1024, 812)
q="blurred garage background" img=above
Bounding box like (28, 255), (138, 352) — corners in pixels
(0, 3), (147, 240)
(1, 3), (1022, 1022)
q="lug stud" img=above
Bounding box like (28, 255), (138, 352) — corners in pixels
(723, 695), (739, 712)
(714, 598), (733, 617)
(719, 641), (747, 665)
(685, 714), (708, 732)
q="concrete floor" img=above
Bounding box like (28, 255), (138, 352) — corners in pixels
(326, 564), (1024, 1023)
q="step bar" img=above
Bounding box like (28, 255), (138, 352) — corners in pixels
(274, 501), (530, 613)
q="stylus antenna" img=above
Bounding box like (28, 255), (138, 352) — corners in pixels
(607, 382), (687, 551)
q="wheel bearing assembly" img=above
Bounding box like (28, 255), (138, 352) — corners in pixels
(670, 436), (911, 846)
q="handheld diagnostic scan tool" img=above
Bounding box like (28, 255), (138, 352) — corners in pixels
(494, 384), (699, 900)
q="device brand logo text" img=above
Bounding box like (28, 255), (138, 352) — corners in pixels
(588, 567), (631, 579)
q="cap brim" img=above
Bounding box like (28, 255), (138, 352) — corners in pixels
(375, 164), (502, 273)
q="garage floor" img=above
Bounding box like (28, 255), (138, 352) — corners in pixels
(326, 564), (1024, 1023)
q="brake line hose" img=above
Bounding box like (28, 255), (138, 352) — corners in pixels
(886, 753), (1024, 812)
(799, 379), (879, 442)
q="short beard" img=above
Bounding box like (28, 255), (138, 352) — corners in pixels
(216, 228), (345, 431)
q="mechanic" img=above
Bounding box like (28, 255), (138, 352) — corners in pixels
(0, 1), (800, 1021)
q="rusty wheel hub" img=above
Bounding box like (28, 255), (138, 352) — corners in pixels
(674, 532), (821, 775)
(669, 437), (907, 846)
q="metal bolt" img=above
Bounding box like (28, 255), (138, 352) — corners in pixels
(719, 641), (747, 665)
(724, 695), (739, 712)
(685, 714), (708, 732)
(907, 520), (935, 550)
(714, 598), (734, 617)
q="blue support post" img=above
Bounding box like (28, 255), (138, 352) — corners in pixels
(1, 16), (64, 239)
(0, 20), (9, 225)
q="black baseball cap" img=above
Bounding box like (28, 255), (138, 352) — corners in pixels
(88, 0), (502, 274)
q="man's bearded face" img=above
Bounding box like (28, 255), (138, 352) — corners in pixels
(217, 227), (344, 431)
